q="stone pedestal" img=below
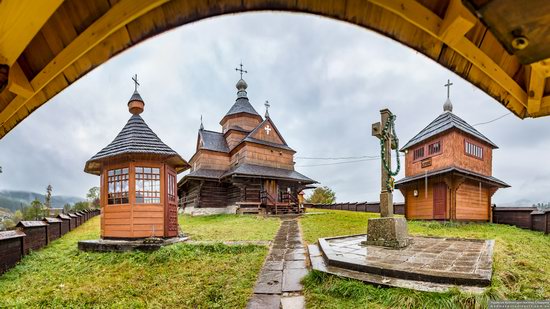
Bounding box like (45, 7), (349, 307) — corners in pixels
(365, 217), (410, 248)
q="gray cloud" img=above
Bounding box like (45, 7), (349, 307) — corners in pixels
(1, 13), (549, 205)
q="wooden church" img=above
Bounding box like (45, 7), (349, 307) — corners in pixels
(395, 82), (509, 221)
(178, 67), (316, 215)
(84, 77), (190, 238)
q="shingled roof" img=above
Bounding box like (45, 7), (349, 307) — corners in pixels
(395, 166), (510, 188)
(401, 111), (498, 151)
(85, 114), (189, 174)
(222, 163), (317, 184)
(199, 130), (230, 153)
(224, 97), (261, 118)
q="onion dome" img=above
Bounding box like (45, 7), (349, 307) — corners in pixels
(128, 90), (144, 115)
(443, 98), (453, 112)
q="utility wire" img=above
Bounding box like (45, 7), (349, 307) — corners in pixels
(295, 155), (380, 160)
(296, 158), (379, 167)
(472, 112), (511, 126)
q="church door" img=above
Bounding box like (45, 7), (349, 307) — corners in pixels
(433, 182), (447, 219)
(264, 180), (278, 203)
(164, 166), (179, 237)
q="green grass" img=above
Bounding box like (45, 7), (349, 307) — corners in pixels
(300, 209), (550, 308)
(180, 214), (280, 241)
(0, 216), (271, 308)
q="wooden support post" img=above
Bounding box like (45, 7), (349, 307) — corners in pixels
(7, 63), (33, 98)
(527, 62), (548, 115)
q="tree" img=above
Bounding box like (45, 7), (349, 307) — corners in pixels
(45, 184), (53, 210)
(13, 210), (23, 224)
(86, 187), (100, 209)
(73, 201), (89, 211)
(63, 203), (72, 213)
(27, 199), (45, 220)
(306, 186), (336, 204)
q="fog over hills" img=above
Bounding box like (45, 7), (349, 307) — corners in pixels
(0, 190), (85, 212)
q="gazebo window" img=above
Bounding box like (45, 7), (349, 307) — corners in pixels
(168, 174), (177, 202)
(135, 167), (161, 204)
(107, 168), (129, 205)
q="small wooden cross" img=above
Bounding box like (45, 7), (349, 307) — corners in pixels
(264, 124), (272, 135)
(132, 74), (140, 91)
(235, 61), (247, 79)
(264, 100), (270, 117)
(444, 79), (453, 99)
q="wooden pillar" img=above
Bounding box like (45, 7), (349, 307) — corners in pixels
(444, 176), (465, 221)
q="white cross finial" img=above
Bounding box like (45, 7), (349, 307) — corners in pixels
(264, 124), (272, 135)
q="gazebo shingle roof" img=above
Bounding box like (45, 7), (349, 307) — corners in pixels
(401, 112), (498, 151)
(85, 114), (188, 174)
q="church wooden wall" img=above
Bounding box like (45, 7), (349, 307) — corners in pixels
(456, 180), (490, 221)
(404, 180), (436, 219)
(192, 150), (230, 171)
(231, 143), (294, 170)
(198, 181), (228, 208)
(181, 182), (200, 208)
(225, 130), (248, 150)
(405, 130), (493, 177)
(222, 115), (261, 133)
(227, 185), (241, 206)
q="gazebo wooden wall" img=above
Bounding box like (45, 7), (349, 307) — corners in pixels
(1, 0), (550, 138)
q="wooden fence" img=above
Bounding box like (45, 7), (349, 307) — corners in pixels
(492, 207), (549, 234)
(0, 209), (100, 275)
(306, 202), (405, 215)
(307, 203), (549, 234)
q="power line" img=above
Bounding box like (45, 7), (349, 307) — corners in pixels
(472, 112), (511, 126)
(295, 155), (380, 160)
(296, 158), (379, 167)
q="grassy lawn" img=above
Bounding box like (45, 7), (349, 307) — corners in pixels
(300, 209), (550, 308)
(180, 214), (280, 241)
(0, 215), (274, 308)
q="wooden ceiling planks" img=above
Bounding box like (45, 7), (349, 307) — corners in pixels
(1, 0), (550, 139)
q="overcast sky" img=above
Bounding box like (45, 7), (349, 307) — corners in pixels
(1, 13), (548, 205)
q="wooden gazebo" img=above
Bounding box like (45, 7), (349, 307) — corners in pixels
(84, 83), (190, 239)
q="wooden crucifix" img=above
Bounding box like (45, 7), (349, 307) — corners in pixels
(372, 109), (400, 217)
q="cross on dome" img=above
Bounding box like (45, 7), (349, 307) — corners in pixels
(132, 74), (140, 91)
(265, 100), (270, 118)
(444, 79), (453, 99)
(235, 61), (247, 79)
(443, 79), (454, 113)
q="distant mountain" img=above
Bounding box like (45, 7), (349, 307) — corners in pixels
(0, 190), (85, 212)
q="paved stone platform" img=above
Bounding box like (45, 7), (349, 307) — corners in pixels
(247, 217), (308, 309)
(78, 236), (188, 252)
(312, 234), (494, 292)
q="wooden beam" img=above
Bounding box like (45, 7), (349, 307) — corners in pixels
(439, 0), (477, 46)
(368, 0), (528, 112)
(0, 0), (170, 126)
(527, 63), (546, 115)
(0, 0), (64, 65)
(7, 63), (34, 98)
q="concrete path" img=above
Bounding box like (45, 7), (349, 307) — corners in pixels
(247, 216), (307, 309)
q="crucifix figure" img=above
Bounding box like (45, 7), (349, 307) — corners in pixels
(366, 108), (409, 248)
(235, 61), (247, 79)
(371, 109), (400, 217)
(264, 124), (272, 135)
(132, 74), (140, 91)
(444, 79), (453, 99)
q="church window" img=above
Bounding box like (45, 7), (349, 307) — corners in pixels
(135, 166), (161, 204)
(107, 168), (129, 205)
(413, 147), (424, 160)
(428, 141), (441, 155)
(465, 140), (483, 159)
